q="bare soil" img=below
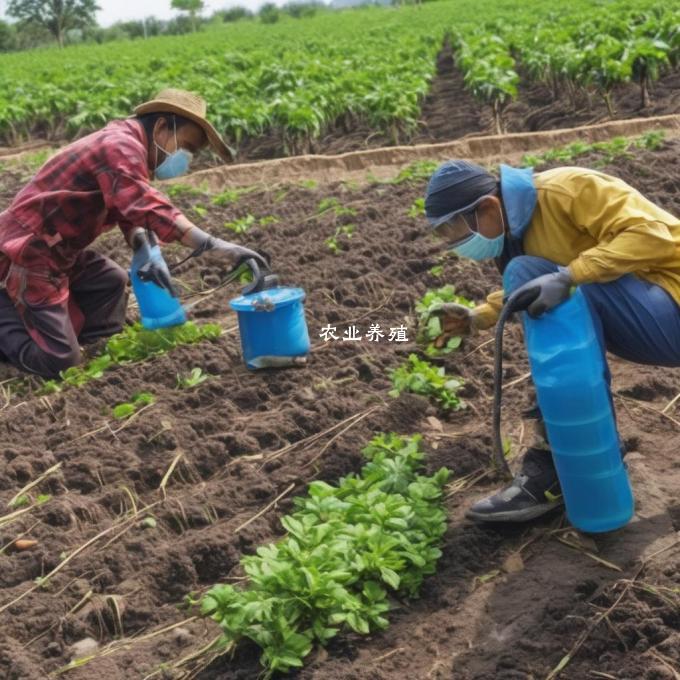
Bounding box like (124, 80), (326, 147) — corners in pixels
(0, 140), (678, 680)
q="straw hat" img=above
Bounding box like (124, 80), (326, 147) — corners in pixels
(134, 88), (233, 162)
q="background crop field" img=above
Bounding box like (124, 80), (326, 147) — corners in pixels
(1, 0), (678, 158)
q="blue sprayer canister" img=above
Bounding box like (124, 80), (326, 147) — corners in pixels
(129, 231), (187, 330)
(524, 288), (634, 533)
(230, 287), (310, 370)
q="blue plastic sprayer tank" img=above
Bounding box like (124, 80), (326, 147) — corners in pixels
(130, 244), (187, 330)
(229, 287), (310, 370)
(524, 288), (634, 533)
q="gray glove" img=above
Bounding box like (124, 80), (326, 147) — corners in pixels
(189, 233), (270, 273)
(511, 268), (572, 318)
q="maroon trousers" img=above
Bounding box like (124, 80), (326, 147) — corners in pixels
(0, 251), (127, 378)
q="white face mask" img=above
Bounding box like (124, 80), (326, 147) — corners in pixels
(154, 117), (193, 180)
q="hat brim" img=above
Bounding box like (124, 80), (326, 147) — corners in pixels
(134, 100), (234, 163)
(427, 193), (493, 229)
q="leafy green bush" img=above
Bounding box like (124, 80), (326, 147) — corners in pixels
(390, 354), (464, 411)
(201, 433), (449, 674)
(416, 285), (474, 357)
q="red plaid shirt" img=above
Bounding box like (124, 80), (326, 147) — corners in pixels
(0, 118), (182, 312)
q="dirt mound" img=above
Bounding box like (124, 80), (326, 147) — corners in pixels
(0, 140), (678, 680)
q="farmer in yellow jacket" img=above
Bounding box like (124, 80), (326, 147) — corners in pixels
(424, 160), (680, 522)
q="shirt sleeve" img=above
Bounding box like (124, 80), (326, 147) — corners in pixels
(553, 173), (677, 284)
(94, 134), (185, 243)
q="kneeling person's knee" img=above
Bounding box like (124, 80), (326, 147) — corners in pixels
(20, 343), (82, 379)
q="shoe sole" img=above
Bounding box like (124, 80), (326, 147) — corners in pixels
(466, 501), (563, 523)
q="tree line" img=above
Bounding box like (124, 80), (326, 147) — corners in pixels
(0, 0), (334, 52)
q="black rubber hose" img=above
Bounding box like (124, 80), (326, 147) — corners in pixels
(492, 286), (541, 478)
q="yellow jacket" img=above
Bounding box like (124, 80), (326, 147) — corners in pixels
(474, 166), (680, 329)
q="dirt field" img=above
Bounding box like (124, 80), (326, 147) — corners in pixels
(0, 139), (678, 680)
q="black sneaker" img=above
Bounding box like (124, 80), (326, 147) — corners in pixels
(466, 448), (564, 523)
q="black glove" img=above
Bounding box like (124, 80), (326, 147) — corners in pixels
(511, 269), (572, 318)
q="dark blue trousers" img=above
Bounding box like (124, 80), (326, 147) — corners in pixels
(503, 256), (680, 372)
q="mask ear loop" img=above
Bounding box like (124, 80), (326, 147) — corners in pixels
(153, 116), (178, 172)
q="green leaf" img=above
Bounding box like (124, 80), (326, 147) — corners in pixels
(112, 403), (135, 419)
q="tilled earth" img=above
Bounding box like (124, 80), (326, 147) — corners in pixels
(0, 140), (678, 680)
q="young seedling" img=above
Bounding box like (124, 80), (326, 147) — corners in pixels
(325, 224), (356, 254)
(211, 186), (255, 206)
(416, 285), (474, 357)
(389, 160), (438, 184)
(408, 197), (425, 218)
(37, 322), (221, 394)
(112, 392), (155, 419)
(224, 215), (278, 234)
(390, 354), (464, 411)
(317, 197), (357, 218)
(166, 183), (206, 199)
(224, 214), (257, 234)
(177, 367), (210, 389)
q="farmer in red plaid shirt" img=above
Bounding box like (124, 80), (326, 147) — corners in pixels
(0, 89), (267, 378)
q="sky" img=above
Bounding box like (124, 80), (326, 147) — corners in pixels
(0, 0), (290, 27)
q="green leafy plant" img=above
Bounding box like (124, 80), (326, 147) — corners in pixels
(38, 322), (221, 394)
(317, 197), (357, 218)
(166, 183), (206, 199)
(389, 160), (438, 184)
(224, 214), (278, 234)
(112, 392), (155, 419)
(193, 204), (208, 219)
(416, 285), (474, 356)
(408, 197), (425, 218)
(390, 354), (464, 411)
(201, 433), (449, 675)
(224, 214), (257, 234)
(521, 131), (666, 168)
(211, 186), (256, 206)
(325, 224), (356, 254)
(177, 367), (210, 389)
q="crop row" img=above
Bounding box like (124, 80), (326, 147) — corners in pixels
(1, 0), (677, 151)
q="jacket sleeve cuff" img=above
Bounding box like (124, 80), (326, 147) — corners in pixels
(567, 259), (591, 285)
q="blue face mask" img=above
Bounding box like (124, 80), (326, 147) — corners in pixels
(449, 231), (505, 261)
(155, 149), (192, 180)
(154, 117), (193, 180)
